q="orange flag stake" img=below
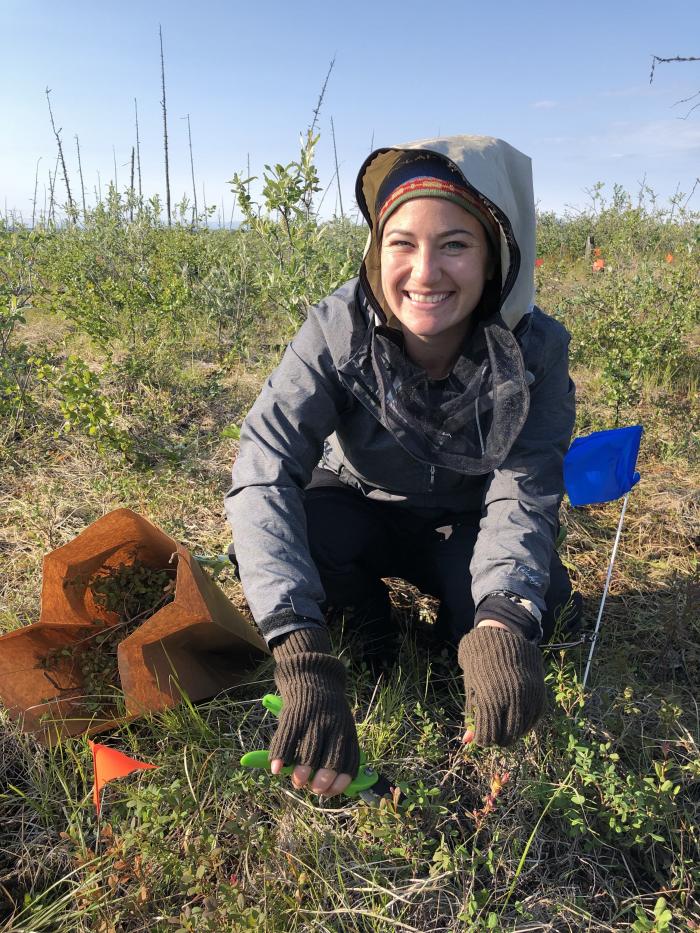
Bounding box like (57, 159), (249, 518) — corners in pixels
(89, 740), (158, 815)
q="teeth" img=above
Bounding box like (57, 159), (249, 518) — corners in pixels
(407, 292), (450, 303)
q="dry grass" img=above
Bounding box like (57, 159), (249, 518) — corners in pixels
(0, 326), (698, 929)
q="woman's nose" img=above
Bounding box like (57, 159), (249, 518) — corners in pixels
(412, 246), (442, 284)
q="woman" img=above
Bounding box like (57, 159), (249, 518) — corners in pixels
(225, 135), (578, 799)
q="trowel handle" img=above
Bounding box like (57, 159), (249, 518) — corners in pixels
(240, 748), (377, 797)
(261, 693), (283, 717)
(241, 694), (380, 798)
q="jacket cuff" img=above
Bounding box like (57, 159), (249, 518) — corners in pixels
(259, 608), (326, 647)
(474, 594), (542, 643)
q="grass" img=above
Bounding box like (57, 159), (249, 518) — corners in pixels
(0, 224), (698, 930)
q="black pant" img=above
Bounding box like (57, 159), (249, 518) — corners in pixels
(304, 469), (578, 645)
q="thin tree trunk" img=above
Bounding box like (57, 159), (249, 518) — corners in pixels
(45, 87), (75, 218)
(97, 170), (102, 203)
(309, 57), (335, 136)
(48, 156), (58, 225)
(112, 145), (118, 192)
(330, 115), (344, 219)
(202, 183), (207, 227)
(75, 135), (87, 221)
(32, 157), (42, 228)
(129, 146), (135, 221)
(134, 97), (143, 200)
(159, 24), (172, 226)
(182, 113), (198, 226)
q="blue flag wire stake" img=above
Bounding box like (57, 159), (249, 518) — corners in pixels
(563, 425), (643, 689)
(581, 491), (630, 689)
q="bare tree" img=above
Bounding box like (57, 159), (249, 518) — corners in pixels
(129, 146), (135, 221)
(48, 153), (59, 225)
(134, 98), (143, 199)
(159, 24), (172, 226)
(182, 113), (198, 225)
(649, 53), (700, 205)
(45, 87), (75, 217)
(31, 157), (42, 228)
(649, 54), (700, 118)
(330, 115), (344, 218)
(309, 56), (335, 136)
(75, 135), (87, 221)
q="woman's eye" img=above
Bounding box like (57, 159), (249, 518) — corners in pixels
(444, 240), (467, 251)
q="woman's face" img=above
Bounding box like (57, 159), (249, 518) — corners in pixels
(379, 198), (494, 343)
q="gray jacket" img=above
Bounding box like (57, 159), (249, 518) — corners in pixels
(225, 136), (576, 645)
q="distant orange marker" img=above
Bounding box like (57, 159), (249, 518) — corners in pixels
(592, 258), (605, 272)
(535, 258), (544, 267)
(665, 253), (674, 263)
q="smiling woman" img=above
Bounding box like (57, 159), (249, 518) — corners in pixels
(225, 135), (580, 799)
(380, 200), (493, 377)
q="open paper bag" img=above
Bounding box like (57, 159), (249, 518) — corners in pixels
(0, 508), (268, 743)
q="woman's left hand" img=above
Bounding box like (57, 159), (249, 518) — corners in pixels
(462, 619), (509, 744)
(458, 622), (546, 746)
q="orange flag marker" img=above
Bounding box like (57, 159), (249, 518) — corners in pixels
(89, 740), (158, 814)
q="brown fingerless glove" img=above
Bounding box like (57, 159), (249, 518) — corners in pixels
(269, 627), (360, 776)
(458, 626), (546, 746)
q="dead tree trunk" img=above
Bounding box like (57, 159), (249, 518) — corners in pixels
(45, 87), (75, 219)
(183, 113), (198, 225)
(330, 115), (344, 219)
(159, 25), (172, 226)
(134, 98), (143, 200)
(130, 146), (135, 221)
(32, 157), (42, 228)
(75, 135), (87, 222)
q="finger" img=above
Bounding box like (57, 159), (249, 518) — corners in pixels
(270, 758), (284, 775)
(325, 772), (353, 798)
(462, 728), (475, 744)
(310, 768), (338, 795)
(291, 765), (312, 789)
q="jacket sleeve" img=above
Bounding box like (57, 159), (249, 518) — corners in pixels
(224, 303), (351, 644)
(469, 316), (576, 630)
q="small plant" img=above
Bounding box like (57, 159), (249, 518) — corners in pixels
(41, 560), (176, 716)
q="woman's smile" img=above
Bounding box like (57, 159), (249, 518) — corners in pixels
(403, 290), (454, 305)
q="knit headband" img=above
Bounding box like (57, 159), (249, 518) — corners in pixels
(375, 153), (499, 248)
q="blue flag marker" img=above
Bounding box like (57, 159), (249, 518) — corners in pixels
(564, 425), (643, 507)
(563, 425), (644, 688)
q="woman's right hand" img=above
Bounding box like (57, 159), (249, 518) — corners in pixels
(270, 758), (353, 798)
(269, 626), (360, 797)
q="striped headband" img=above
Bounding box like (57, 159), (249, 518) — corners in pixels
(377, 176), (499, 249)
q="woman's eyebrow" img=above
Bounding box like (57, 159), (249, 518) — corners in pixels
(439, 228), (478, 238)
(384, 227), (478, 239)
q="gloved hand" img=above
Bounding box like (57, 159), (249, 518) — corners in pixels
(457, 625), (546, 746)
(269, 627), (360, 787)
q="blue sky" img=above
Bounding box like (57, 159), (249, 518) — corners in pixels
(2, 0), (700, 223)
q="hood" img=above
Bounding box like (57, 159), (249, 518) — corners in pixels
(355, 135), (536, 332)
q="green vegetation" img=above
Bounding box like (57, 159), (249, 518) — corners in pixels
(0, 149), (698, 930)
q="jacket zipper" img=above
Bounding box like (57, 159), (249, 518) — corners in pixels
(429, 464), (435, 491)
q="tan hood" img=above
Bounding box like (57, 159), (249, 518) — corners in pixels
(356, 135), (536, 332)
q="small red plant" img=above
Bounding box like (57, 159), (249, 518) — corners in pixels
(535, 258), (544, 268)
(471, 771), (511, 829)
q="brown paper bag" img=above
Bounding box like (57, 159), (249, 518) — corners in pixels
(0, 508), (268, 742)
